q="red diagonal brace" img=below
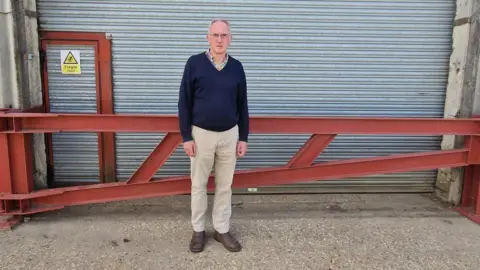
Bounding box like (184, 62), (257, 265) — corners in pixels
(21, 148), (468, 207)
(126, 133), (182, 184)
(288, 134), (336, 167)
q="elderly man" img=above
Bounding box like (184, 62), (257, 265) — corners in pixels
(177, 19), (249, 253)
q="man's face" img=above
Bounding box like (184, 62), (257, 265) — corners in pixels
(207, 21), (231, 55)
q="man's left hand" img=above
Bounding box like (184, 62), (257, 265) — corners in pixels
(237, 141), (247, 157)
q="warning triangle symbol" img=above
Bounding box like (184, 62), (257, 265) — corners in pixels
(63, 51), (78, 64)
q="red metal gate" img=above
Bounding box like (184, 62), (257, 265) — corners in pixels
(1, 110), (480, 228)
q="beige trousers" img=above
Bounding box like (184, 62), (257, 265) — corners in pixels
(190, 125), (238, 234)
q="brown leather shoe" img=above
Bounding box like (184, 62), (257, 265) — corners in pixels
(214, 231), (242, 252)
(189, 231), (205, 253)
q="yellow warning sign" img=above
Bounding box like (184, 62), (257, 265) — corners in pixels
(61, 50), (81, 74)
(64, 51), (78, 64)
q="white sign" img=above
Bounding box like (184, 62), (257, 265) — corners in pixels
(60, 50), (81, 74)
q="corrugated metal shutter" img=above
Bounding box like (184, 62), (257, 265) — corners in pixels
(37, 0), (455, 192)
(45, 44), (100, 183)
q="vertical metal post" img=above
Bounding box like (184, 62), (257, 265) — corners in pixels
(0, 133), (13, 213)
(458, 164), (480, 223)
(457, 135), (480, 224)
(8, 133), (34, 194)
(0, 132), (34, 228)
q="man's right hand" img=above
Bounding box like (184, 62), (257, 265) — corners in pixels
(183, 140), (196, 157)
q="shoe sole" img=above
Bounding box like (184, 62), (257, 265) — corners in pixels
(189, 242), (205, 253)
(214, 234), (242, 252)
(189, 247), (204, 253)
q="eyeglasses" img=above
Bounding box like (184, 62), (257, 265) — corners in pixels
(209, 33), (230, 39)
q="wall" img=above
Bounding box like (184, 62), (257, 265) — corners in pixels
(437, 0), (480, 204)
(0, 0), (46, 188)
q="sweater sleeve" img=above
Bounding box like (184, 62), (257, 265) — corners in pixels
(237, 63), (250, 142)
(178, 57), (194, 142)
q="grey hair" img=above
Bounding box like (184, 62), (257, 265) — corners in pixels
(208, 19), (231, 33)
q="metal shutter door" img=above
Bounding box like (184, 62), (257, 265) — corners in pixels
(37, 0), (455, 192)
(45, 44), (100, 183)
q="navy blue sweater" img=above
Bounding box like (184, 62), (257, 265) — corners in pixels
(178, 53), (249, 142)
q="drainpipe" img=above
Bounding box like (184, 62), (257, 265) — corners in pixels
(0, 0), (20, 109)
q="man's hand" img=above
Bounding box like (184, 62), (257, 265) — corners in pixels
(237, 141), (247, 157)
(183, 140), (196, 157)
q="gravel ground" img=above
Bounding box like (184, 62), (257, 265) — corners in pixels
(1, 193), (479, 270)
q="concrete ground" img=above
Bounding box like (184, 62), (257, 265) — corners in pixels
(1, 193), (480, 270)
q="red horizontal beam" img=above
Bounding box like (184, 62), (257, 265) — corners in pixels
(40, 31), (107, 41)
(1, 113), (480, 135)
(19, 149), (467, 207)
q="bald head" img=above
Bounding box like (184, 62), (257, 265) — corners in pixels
(208, 19), (230, 34)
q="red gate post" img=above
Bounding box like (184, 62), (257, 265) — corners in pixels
(1, 111), (61, 229)
(0, 121), (35, 229)
(457, 135), (480, 223)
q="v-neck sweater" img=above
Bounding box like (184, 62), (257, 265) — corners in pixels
(178, 52), (249, 142)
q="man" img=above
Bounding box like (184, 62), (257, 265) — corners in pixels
(177, 19), (249, 253)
